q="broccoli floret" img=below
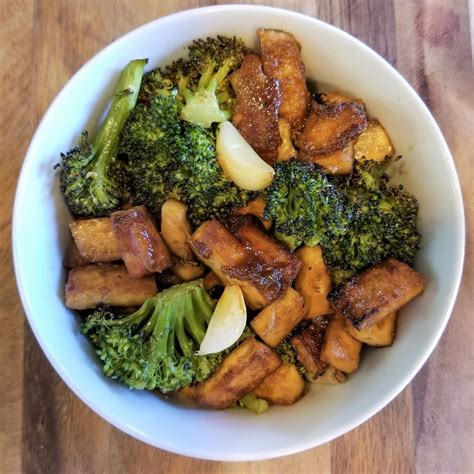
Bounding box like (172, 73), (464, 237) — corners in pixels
(120, 93), (251, 225)
(166, 36), (247, 128)
(60, 59), (147, 217)
(82, 279), (248, 393)
(264, 160), (347, 250)
(325, 161), (421, 283)
(264, 159), (421, 284)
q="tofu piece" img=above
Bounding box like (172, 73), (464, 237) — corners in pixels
(346, 311), (398, 347)
(170, 260), (205, 281)
(291, 317), (329, 376)
(254, 363), (306, 405)
(65, 264), (157, 310)
(321, 90), (365, 106)
(64, 241), (89, 268)
(330, 258), (425, 329)
(298, 100), (367, 159)
(191, 338), (282, 409)
(230, 53), (282, 164)
(313, 141), (355, 175)
(311, 365), (347, 384)
(320, 312), (362, 374)
(233, 197), (272, 230)
(295, 246), (333, 319)
(69, 217), (121, 263)
(227, 215), (301, 290)
(257, 29), (310, 133)
(203, 271), (223, 291)
(160, 199), (194, 261)
(277, 118), (297, 161)
(251, 288), (307, 347)
(111, 206), (172, 278)
(354, 119), (394, 162)
(190, 220), (282, 310)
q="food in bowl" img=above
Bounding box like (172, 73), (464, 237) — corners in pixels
(59, 29), (425, 413)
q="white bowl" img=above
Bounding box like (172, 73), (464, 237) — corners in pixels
(13, 5), (465, 461)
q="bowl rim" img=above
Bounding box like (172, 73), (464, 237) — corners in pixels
(12, 4), (466, 461)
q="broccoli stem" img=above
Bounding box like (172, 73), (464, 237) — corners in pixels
(90, 59), (148, 176)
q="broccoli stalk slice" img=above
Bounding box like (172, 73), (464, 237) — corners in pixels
(179, 60), (232, 128)
(60, 58), (147, 217)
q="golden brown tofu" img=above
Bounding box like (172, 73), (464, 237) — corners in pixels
(330, 258), (425, 329)
(320, 312), (362, 374)
(111, 206), (172, 278)
(170, 260), (205, 281)
(160, 199), (194, 261)
(277, 118), (297, 161)
(291, 317), (329, 376)
(295, 246), (333, 319)
(190, 220), (281, 310)
(227, 216), (301, 290)
(346, 311), (398, 347)
(251, 288), (307, 347)
(298, 101), (367, 159)
(230, 53), (282, 164)
(257, 29), (310, 133)
(233, 197), (272, 230)
(65, 264), (157, 310)
(191, 338), (282, 409)
(354, 119), (394, 162)
(254, 363), (306, 405)
(311, 366), (347, 384)
(313, 141), (355, 175)
(69, 218), (121, 263)
(63, 241), (89, 268)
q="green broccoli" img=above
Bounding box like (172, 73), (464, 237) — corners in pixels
(119, 92), (251, 225)
(82, 279), (249, 393)
(264, 160), (347, 250)
(60, 59), (147, 217)
(166, 36), (247, 128)
(264, 159), (421, 284)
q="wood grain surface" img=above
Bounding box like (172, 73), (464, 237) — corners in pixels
(1, 1), (473, 473)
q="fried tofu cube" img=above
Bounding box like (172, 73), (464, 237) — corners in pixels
(65, 264), (157, 310)
(170, 260), (205, 281)
(311, 365), (347, 384)
(298, 101), (367, 159)
(111, 206), (172, 278)
(295, 245), (333, 319)
(354, 119), (394, 162)
(160, 199), (194, 261)
(228, 216), (301, 290)
(69, 217), (121, 263)
(313, 141), (355, 175)
(258, 29), (310, 133)
(190, 220), (281, 310)
(233, 197), (272, 230)
(254, 363), (306, 405)
(251, 288), (307, 347)
(230, 53), (282, 164)
(291, 317), (329, 376)
(346, 311), (398, 347)
(320, 312), (362, 374)
(191, 338), (282, 409)
(330, 258), (425, 329)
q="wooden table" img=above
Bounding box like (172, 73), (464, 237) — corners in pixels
(1, 1), (472, 472)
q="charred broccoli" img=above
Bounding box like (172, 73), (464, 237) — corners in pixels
(60, 59), (147, 216)
(164, 36), (247, 128)
(120, 90), (251, 225)
(264, 159), (421, 283)
(82, 279), (246, 393)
